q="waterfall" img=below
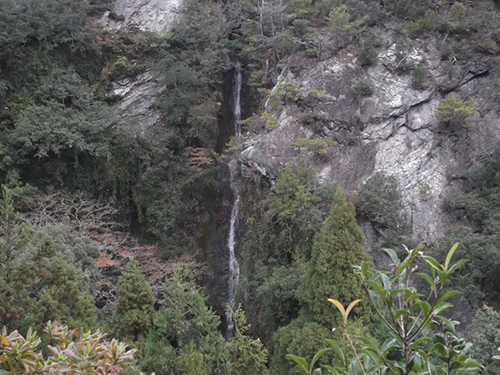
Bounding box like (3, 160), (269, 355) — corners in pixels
(226, 162), (240, 334)
(226, 66), (242, 337)
(233, 66), (242, 136)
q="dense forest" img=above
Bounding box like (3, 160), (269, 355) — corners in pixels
(1, 0), (500, 373)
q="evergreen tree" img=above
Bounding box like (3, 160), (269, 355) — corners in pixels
(114, 258), (155, 346)
(297, 186), (371, 327)
(270, 315), (333, 375)
(0, 186), (97, 333)
(227, 305), (268, 375)
(141, 266), (230, 375)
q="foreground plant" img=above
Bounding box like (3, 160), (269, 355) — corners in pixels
(287, 243), (483, 374)
(0, 321), (136, 374)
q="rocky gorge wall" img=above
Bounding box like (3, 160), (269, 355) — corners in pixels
(98, 1), (500, 334)
(239, 29), (499, 247)
(99, 0), (184, 33)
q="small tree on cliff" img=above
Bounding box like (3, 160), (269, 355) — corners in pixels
(297, 186), (371, 327)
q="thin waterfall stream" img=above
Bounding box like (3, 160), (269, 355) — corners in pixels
(226, 66), (242, 336)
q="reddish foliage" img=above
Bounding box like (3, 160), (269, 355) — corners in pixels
(185, 147), (213, 169)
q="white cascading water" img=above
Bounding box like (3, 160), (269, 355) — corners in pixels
(233, 66), (242, 136)
(226, 66), (242, 335)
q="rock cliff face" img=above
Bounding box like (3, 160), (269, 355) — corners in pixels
(110, 71), (165, 133)
(239, 32), (498, 245)
(99, 0), (184, 33)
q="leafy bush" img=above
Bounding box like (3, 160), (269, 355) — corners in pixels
(471, 305), (500, 374)
(0, 0), (92, 67)
(437, 154), (500, 302)
(412, 66), (429, 90)
(358, 40), (378, 67)
(327, 5), (364, 35)
(0, 321), (137, 374)
(407, 10), (436, 36)
(435, 94), (476, 130)
(288, 243), (482, 375)
(352, 79), (374, 98)
(358, 172), (408, 241)
(0, 187), (97, 333)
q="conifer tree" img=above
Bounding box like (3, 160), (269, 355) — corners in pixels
(227, 305), (268, 375)
(114, 258), (155, 345)
(297, 186), (371, 327)
(141, 266), (230, 375)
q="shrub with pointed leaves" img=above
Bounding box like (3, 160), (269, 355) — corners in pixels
(0, 321), (136, 374)
(288, 243), (483, 374)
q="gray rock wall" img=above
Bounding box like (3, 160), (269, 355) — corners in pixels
(99, 0), (184, 33)
(238, 34), (499, 245)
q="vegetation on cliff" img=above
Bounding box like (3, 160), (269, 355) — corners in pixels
(2, 0), (500, 373)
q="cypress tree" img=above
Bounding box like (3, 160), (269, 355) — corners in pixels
(114, 258), (155, 344)
(297, 186), (371, 327)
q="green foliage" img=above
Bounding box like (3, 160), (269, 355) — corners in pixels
(0, 186), (97, 334)
(412, 66), (429, 90)
(34, 67), (92, 109)
(293, 138), (337, 156)
(297, 186), (371, 327)
(0, 321), (137, 374)
(358, 173), (408, 242)
(407, 10), (437, 35)
(470, 305), (500, 374)
(227, 305), (269, 375)
(436, 94), (476, 130)
(270, 164), (321, 222)
(262, 110), (279, 131)
(358, 40), (378, 67)
(267, 83), (301, 106)
(352, 79), (374, 98)
(10, 100), (110, 164)
(437, 154), (500, 302)
(290, 243), (482, 375)
(328, 5), (364, 35)
(114, 258), (155, 347)
(271, 316), (333, 375)
(142, 266), (230, 375)
(0, 0), (92, 67)
(109, 56), (143, 78)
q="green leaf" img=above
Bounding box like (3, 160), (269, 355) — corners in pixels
(444, 242), (459, 270)
(394, 309), (408, 322)
(322, 365), (340, 374)
(410, 337), (432, 350)
(436, 315), (456, 331)
(414, 242), (427, 254)
(361, 261), (369, 276)
(437, 270), (448, 285)
(436, 290), (461, 306)
(311, 348), (331, 368)
(366, 280), (387, 298)
(325, 339), (345, 365)
(433, 303), (452, 315)
(382, 248), (399, 265)
(422, 256), (443, 272)
(448, 259), (469, 275)
(381, 338), (397, 352)
(417, 273), (437, 296)
(286, 354), (309, 373)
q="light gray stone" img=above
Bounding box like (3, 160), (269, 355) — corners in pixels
(100, 0), (184, 33)
(110, 71), (165, 133)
